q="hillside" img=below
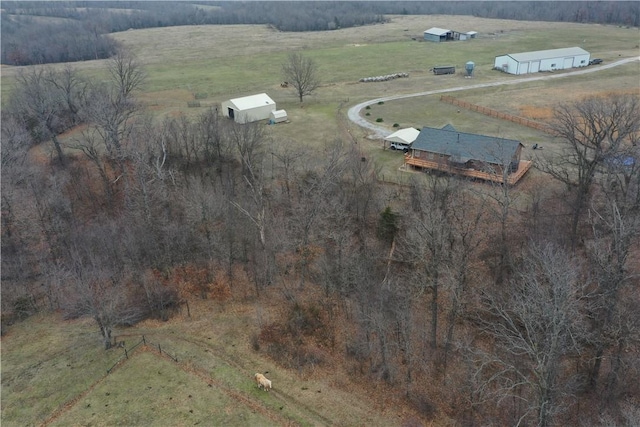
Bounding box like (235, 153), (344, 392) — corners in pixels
(2, 14), (639, 427)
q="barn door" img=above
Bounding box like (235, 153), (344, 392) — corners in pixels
(228, 108), (235, 119)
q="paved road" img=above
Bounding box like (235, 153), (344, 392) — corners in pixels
(347, 56), (640, 139)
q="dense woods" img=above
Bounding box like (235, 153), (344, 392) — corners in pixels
(2, 1), (639, 65)
(2, 43), (639, 425)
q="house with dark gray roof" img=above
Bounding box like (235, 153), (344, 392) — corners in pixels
(404, 125), (532, 184)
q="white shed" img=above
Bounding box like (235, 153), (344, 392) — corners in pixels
(424, 27), (452, 42)
(494, 47), (590, 75)
(270, 109), (288, 124)
(221, 93), (276, 123)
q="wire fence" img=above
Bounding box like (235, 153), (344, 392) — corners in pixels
(106, 335), (178, 374)
(440, 95), (553, 134)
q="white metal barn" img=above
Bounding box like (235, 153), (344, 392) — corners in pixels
(494, 47), (590, 75)
(221, 93), (276, 123)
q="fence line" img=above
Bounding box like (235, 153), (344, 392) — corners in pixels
(106, 335), (178, 374)
(440, 95), (553, 134)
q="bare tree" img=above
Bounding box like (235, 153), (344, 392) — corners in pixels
(82, 50), (146, 162)
(400, 175), (460, 350)
(8, 67), (80, 165)
(282, 52), (320, 103)
(538, 94), (640, 248)
(474, 242), (587, 427)
(584, 193), (640, 394)
(59, 220), (145, 349)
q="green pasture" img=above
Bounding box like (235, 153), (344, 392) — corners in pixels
(1, 303), (406, 427)
(0, 315), (114, 425)
(48, 352), (275, 427)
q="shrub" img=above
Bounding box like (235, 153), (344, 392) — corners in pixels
(187, 101), (201, 108)
(393, 123), (400, 127)
(378, 101), (384, 105)
(365, 105), (371, 110)
(376, 118), (383, 122)
(365, 112), (370, 116)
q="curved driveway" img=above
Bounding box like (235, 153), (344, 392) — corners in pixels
(347, 56), (640, 139)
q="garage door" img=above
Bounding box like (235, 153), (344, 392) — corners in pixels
(563, 57), (573, 69)
(530, 61), (540, 73)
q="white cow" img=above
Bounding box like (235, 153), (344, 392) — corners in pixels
(254, 373), (272, 391)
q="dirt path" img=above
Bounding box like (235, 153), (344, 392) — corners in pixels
(347, 56), (640, 139)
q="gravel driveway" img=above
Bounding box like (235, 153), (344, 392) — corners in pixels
(347, 56), (640, 139)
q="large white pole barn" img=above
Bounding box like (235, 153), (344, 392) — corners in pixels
(494, 47), (590, 75)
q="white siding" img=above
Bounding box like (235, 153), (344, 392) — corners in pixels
(221, 93), (276, 123)
(495, 47), (590, 75)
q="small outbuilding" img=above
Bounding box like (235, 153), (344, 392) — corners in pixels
(424, 27), (477, 42)
(269, 109), (288, 124)
(424, 27), (452, 42)
(221, 93), (276, 123)
(494, 47), (590, 75)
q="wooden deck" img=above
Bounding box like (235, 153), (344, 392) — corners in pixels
(404, 155), (533, 185)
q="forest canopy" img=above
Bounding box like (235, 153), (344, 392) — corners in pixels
(2, 1), (639, 65)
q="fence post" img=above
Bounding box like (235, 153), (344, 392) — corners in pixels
(125, 348), (128, 359)
(143, 335), (146, 345)
(158, 344), (162, 354)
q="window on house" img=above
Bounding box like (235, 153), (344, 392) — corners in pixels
(551, 63), (556, 67)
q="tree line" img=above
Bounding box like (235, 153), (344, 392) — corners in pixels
(2, 1), (638, 65)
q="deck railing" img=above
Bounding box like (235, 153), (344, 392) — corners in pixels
(404, 154), (533, 185)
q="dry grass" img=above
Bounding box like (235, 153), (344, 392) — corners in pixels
(1, 15), (639, 426)
(2, 294), (432, 427)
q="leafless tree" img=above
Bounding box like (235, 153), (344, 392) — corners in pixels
(8, 67), (78, 165)
(480, 140), (525, 283)
(584, 191), (640, 394)
(43, 64), (87, 124)
(290, 139), (349, 289)
(282, 52), (320, 103)
(400, 175), (460, 350)
(441, 192), (486, 369)
(474, 242), (587, 427)
(82, 50), (146, 162)
(538, 94), (640, 248)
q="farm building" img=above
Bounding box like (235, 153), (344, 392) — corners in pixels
(494, 47), (590, 75)
(404, 125), (532, 185)
(384, 127), (420, 151)
(269, 109), (288, 124)
(423, 27), (477, 42)
(221, 93), (276, 123)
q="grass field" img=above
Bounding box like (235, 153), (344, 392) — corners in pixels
(1, 14), (639, 427)
(2, 297), (419, 426)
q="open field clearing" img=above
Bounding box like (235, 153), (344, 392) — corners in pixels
(2, 297), (423, 427)
(3, 15), (637, 186)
